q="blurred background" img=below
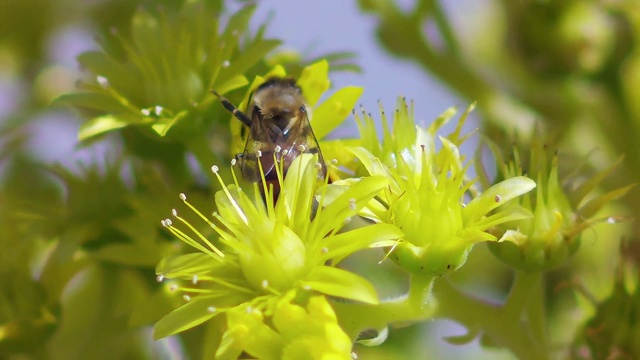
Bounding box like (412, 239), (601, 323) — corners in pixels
(1, 0), (638, 358)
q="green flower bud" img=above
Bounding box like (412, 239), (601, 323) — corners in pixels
(485, 139), (632, 272)
(351, 100), (535, 275)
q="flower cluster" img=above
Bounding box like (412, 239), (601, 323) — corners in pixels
(345, 100), (536, 275)
(484, 137), (634, 271)
(156, 153), (401, 358)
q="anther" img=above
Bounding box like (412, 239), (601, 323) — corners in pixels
(179, 193), (187, 201)
(97, 76), (109, 88)
(156, 275), (164, 282)
(211, 165), (219, 173)
(183, 295), (191, 302)
(172, 209), (178, 217)
(192, 275), (198, 284)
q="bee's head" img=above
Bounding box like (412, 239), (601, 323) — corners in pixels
(252, 78), (306, 128)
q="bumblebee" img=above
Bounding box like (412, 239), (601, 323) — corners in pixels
(213, 78), (327, 199)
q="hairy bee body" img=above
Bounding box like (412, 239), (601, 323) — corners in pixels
(214, 78), (326, 199)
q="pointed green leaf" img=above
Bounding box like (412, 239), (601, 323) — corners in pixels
(323, 224), (403, 264)
(311, 86), (363, 139)
(151, 110), (189, 137)
(217, 40), (282, 86)
(303, 267), (379, 304)
(214, 75), (249, 96)
(297, 60), (330, 107)
(464, 176), (536, 222)
(313, 175), (389, 239)
(78, 114), (146, 141)
(154, 296), (220, 339)
(578, 183), (636, 218)
(52, 92), (131, 113)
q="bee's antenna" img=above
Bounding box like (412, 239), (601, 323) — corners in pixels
(210, 89), (252, 127)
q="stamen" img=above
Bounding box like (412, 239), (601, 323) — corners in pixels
(169, 284), (178, 291)
(172, 209), (178, 217)
(261, 280), (269, 289)
(282, 149), (289, 156)
(155, 105), (163, 115)
(494, 195), (501, 202)
(297, 144), (306, 152)
(210, 164), (249, 225)
(156, 275), (164, 282)
(349, 198), (357, 211)
(179, 193), (187, 201)
(192, 275), (198, 284)
(207, 306), (216, 313)
(183, 295), (191, 302)
(222, 60), (230, 68)
(141, 109), (151, 116)
(230, 159), (240, 188)
(274, 145), (282, 153)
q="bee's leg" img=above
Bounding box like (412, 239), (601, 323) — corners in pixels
(210, 90), (252, 127)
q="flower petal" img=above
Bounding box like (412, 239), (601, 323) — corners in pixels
(303, 267), (379, 304)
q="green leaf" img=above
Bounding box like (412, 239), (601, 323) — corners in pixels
(578, 183), (636, 218)
(303, 267), (379, 304)
(52, 92), (131, 113)
(297, 60), (330, 107)
(323, 223), (403, 264)
(311, 86), (363, 139)
(153, 296), (220, 339)
(464, 176), (536, 222)
(216, 39), (282, 87)
(214, 75), (249, 96)
(312, 175), (389, 240)
(78, 114), (146, 141)
(151, 110), (189, 137)
(156, 253), (219, 278)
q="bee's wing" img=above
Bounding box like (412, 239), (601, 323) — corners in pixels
(281, 107), (327, 180)
(239, 111), (280, 182)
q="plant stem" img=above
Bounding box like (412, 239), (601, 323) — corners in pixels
(432, 273), (549, 360)
(333, 274), (437, 340)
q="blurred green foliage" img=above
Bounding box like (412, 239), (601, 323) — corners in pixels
(0, 0), (358, 358)
(360, 0), (640, 358)
(0, 0), (637, 358)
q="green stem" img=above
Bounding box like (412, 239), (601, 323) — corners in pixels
(333, 274), (437, 340)
(432, 275), (549, 360)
